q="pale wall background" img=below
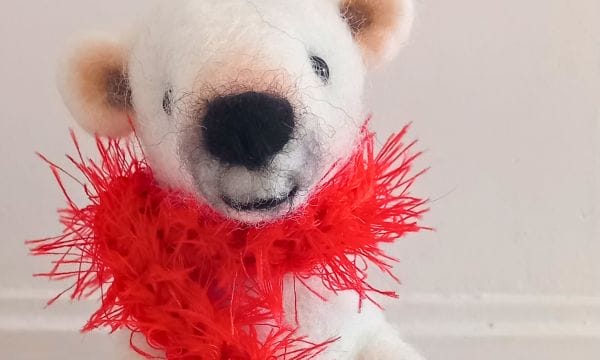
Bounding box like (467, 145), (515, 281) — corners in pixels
(1, 1), (599, 359)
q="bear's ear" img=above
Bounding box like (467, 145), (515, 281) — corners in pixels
(58, 36), (133, 138)
(340, 0), (414, 67)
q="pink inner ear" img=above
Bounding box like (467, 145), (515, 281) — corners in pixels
(72, 43), (127, 109)
(105, 67), (132, 110)
(340, 0), (409, 65)
(64, 39), (134, 138)
(342, 0), (376, 36)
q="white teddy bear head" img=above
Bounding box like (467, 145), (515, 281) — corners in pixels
(59, 0), (414, 223)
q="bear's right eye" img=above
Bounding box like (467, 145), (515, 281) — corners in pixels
(310, 56), (330, 84)
(163, 89), (173, 115)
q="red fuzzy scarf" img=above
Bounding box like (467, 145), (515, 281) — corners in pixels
(30, 124), (426, 360)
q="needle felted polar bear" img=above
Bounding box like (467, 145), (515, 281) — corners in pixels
(58, 0), (423, 358)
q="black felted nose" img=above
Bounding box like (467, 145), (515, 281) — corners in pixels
(203, 92), (295, 170)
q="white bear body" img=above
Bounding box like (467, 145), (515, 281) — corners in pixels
(282, 278), (425, 360)
(59, 0), (424, 358)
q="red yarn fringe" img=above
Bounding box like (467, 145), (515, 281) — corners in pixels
(29, 124), (426, 359)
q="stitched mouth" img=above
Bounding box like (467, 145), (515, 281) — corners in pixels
(223, 186), (299, 212)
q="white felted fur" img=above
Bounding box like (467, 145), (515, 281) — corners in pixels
(59, 0), (422, 358)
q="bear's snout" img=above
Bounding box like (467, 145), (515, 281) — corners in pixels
(202, 91), (295, 170)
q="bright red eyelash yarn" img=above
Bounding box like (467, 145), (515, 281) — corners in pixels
(29, 123), (427, 360)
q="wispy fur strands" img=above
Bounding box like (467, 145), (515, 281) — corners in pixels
(29, 123), (426, 359)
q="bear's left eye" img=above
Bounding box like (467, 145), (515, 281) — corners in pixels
(310, 56), (330, 84)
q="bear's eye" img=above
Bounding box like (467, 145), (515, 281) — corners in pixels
(163, 88), (173, 115)
(310, 56), (330, 84)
